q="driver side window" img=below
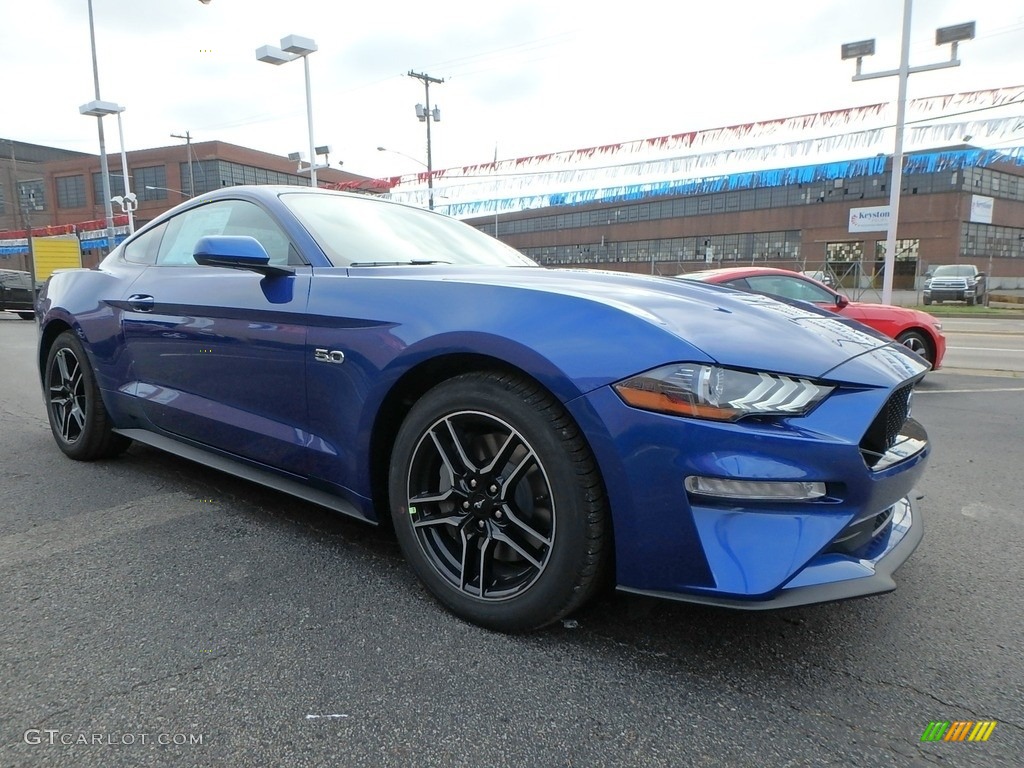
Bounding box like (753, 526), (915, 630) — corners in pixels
(154, 200), (295, 267)
(745, 276), (833, 303)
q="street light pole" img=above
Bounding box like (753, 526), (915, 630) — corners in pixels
(256, 36), (321, 187)
(145, 185), (189, 198)
(113, 107), (135, 234)
(86, 0), (116, 252)
(408, 70), (444, 210)
(376, 146), (427, 169)
(842, 3), (975, 304)
(302, 53), (317, 187)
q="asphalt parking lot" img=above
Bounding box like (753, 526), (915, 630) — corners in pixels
(1, 314), (1022, 767)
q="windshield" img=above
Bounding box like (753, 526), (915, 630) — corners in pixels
(280, 192), (537, 268)
(932, 265), (975, 277)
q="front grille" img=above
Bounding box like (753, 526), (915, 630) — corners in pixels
(860, 383), (913, 468)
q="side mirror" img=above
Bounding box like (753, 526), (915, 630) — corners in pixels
(193, 235), (293, 277)
(835, 294), (850, 309)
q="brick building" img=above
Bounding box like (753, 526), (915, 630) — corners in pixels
(1, 138), (367, 270)
(464, 147), (1024, 289)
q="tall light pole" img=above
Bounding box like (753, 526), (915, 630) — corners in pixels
(256, 35), (322, 187)
(408, 70), (443, 210)
(842, 3), (975, 304)
(110, 105), (136, 234)
(83, 0), (116, 253)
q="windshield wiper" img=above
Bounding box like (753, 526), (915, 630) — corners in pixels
(348, 260), (452, 267)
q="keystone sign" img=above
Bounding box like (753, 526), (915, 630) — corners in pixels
(848, 206), (891, 233)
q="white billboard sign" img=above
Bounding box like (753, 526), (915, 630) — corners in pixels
(970, 195), (994, 224)
(848, 206), (890, 233)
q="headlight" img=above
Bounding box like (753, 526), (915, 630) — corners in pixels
(613, 364), (834, 421)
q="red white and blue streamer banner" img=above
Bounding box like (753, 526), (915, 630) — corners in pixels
(362, 85), (1024, 216)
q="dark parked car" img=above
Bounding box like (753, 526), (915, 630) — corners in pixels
(923, 264), (986, 305)
(0, 268), (37, 320)
(37, 187), (930, 631)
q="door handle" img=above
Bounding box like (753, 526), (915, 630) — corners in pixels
(128, 294), (155, 312)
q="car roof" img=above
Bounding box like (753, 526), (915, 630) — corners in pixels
(680, 266), (808, 282)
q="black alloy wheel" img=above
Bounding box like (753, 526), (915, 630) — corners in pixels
(45, 331), (131, 460)
(389, 371), (610, 632)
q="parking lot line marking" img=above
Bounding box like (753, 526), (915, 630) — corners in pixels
(947, 347), (1024, 353)
(916, 387), (1024, 394)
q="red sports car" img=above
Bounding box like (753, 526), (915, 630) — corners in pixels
(680, 267), (946, 369)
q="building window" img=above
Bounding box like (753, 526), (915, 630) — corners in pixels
(56, 175), (87, 209)
(962, 222), (1024, 259)
(92, 172), (126, 202)
(183, 159), (312, 196)
(17, 180), (46, 211)
(135, 166), (168, 201)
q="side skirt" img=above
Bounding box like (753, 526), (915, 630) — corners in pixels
(114, 428), (373, 524)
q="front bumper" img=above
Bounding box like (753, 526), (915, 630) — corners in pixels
(925, 286), (975, 301)
(619, 495), (921, 609)
(569, 379), (929, 609)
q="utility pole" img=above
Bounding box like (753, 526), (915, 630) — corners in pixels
(408, 70), (443, 210)
(172, 131), (194, 196)
(20, 191), (41, 309)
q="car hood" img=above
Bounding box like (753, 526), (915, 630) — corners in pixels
(361, 266), (927, 387)
(847, 300), (938, 326)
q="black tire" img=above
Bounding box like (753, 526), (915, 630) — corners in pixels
(389, 371), (610, 632)
(17, 312), (35, 321)
(44, 331), (131, 460)
(897, 329), (933, 366)
(922, 296), (931, 306)
(967, 297), (976, 306)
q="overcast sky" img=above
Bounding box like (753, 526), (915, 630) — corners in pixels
(3, 0), (1022, 180)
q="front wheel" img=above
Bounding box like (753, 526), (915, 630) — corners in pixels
(44, 331), (131, 460)
(897, 330), (933, 366)
(389, 371), (610, 632)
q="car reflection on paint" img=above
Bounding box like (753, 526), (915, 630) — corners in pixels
(680, 266), (946, 369)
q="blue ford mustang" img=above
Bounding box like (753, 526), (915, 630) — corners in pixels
(37, 186), (929, 632)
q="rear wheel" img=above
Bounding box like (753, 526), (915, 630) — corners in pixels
(17, 312), (34, 321)
(389, 371), (610, 632)
(897, 330), (933, 366)
(45, 331), (131, 460)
